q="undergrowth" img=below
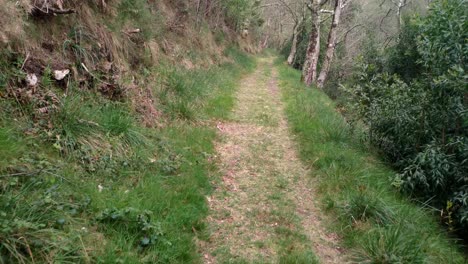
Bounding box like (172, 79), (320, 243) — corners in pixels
(0, 48), (254, 263)
(276, 60), (466, 263)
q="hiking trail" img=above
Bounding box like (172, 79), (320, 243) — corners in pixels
(199, 57), (346, 263)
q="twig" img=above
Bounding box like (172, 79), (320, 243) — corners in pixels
(80, 63), (112, 86)
(18, 237), (35, 264)
(0, 170), (43, 178)
(21, 53), (30, 71)
(336, 24), (364, 45)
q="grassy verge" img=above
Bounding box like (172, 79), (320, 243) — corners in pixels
(276, 61), (466, 263)
(0, 48), (254, 263)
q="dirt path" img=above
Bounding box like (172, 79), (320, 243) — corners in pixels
(199, 57), (346, 263)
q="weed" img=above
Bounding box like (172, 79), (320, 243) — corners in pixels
(63, 26), (98, 66)
(114, 0), (165, 41)
(0, 168), (91, 263)
(0, 50), (25, 91)
(96, 207), (166, 249)
(40, 67), (54, 89)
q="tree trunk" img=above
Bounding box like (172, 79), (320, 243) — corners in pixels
(287, 19), (302, 65)
(301, 2), (321, 86)
(317, 0), (343, 88)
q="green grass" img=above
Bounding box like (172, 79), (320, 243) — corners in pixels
(0, 48), (254, 263)
(276, 61), (466, 263)
(156, 47), (256, 121)
(0, 127), (24, 170)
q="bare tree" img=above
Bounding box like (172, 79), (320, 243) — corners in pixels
(392, 0), (409, 30)
(379, 0), (410, 30)
(275, 0), (308, 65)
(317, 0), (350, 88)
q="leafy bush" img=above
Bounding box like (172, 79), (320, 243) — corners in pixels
(345, 0), (467, 234)
(417, 0), (467, 76)
(221, 0), (263, 30)
(96, 207), (165, 249)
(385, 16), (422, 83)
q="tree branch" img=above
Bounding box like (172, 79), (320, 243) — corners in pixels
(320, 9), (334, 14)
(336, 24), (363, 45)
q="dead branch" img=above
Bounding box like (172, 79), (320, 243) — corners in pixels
(336, 24), (363, 45)
(31, 6), (75, 16)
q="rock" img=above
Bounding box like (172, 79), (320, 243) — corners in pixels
(53, 69), (70, 80)
(26, 73), (38, 86)
(241, 29), (249, 39)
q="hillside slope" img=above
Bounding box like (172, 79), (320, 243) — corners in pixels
(0, 1), (258, 263)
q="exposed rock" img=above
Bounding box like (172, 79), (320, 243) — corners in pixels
(53, 69), (70, 80)
(26, 73), (38, 86)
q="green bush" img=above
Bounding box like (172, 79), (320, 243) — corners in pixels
(385, 16), (422, 83)
(221, 0), (263, 31)
(345, 0), (467, 234)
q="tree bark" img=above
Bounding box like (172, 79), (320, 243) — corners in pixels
(317, 0), (343, 88)
(301, 2), (321, 86)
(287, 19), (303, 65)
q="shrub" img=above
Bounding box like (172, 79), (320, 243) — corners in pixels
(385, 16), (422, 83)
(345, 0), (467, 234)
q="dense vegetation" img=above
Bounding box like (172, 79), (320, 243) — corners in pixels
(345, 0), (467, 236)
(277, 58), (464, 264)
(280, 0), (467, 241)
(0, 0), (258, 262)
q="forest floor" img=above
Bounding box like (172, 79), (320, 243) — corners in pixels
(198, 57), (346, 263)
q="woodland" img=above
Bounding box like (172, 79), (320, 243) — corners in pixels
(0, 0), (466, 263)
(274, 0), (467, 238)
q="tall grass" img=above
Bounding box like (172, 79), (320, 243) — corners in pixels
(0, 47), (254, 263)
(52, 95), (99, 153)
(156, 47), (256, 121)
(99, 103), (146, 146)
(276, 61), (465, 263)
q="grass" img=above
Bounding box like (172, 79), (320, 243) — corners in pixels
(156, 47), (256, 121)
(0, 47), (254, 263)
(276, 60), (466, 263)
(0, 126), (24, 170)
